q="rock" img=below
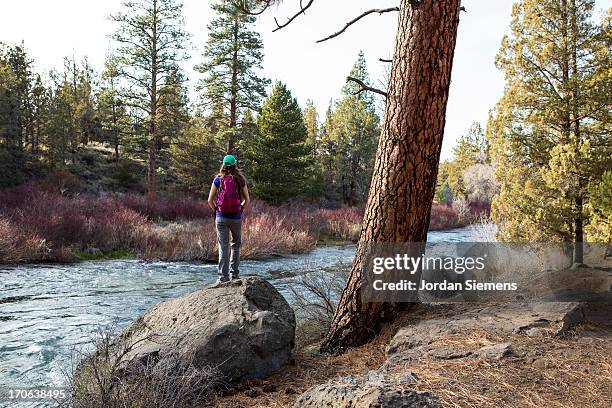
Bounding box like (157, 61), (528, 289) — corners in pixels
(474, 343), (513, 360)
(427, 346), (472, 360)
(525, 327), (551, 337)
(84, 247), (102, 256)
(293, 370), (443, 408)
(385, 302), (610, 370)
(85, 277), (295, 385)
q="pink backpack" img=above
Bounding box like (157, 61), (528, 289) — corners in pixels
(217, 176), (242, 214)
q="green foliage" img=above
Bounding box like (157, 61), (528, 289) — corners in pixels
(586, 170), (612, 242)
(244, 82), (312, 204)
(111, 0), (190, 194)
(96, 55), (131, 161)
(319, 52), (380, 205)
(196, 0), (270, 151)
(111, 0), (189, 131)
(300, 100), (324, 201)
(490, 0), (610, 243)
(438, 122), (489, 200)
(170, 117), (223, 194)
(342, 50), (375, 109)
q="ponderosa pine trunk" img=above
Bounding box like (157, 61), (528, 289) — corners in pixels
(147, 0), (159, 200)
(228, 15), (240, 154)
(321, 0), (462, 354)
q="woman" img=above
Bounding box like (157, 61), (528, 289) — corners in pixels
(208, 155), (250, 283)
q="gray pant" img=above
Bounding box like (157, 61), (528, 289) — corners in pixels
(216, 217), (242, 281)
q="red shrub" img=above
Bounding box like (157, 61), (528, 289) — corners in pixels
(429, 204), (463, 230)
(116, 194), (211, 221)
(316, 207), (364, 242)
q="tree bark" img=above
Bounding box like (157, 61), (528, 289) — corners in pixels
(147, 0), (159, 200)
(228, 14), (240, 154)
(570, 0), (583, 265)
(321, 0), (462, 354)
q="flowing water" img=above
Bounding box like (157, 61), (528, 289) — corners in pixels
(0, 227), (479, 395)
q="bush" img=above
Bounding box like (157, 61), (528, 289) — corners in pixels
(0, 185), (483, 264)
(288, 266), (349, 347)
(430, 204), (463, 230)
(0, 217), (49, 263)
(0, 186), (152, 262)
(116, 193), (211, 221)
(38, 170), (82, 195)
(317, 207), (363, 242)
(71, 326), (219, 408)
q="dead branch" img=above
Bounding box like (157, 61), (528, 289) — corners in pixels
(317, 7), (399, 43)
(379, 58), (393, 63)
(272, 0), (316, 32)
(239, 0), (273, 16)
(347, 76), (388, 98)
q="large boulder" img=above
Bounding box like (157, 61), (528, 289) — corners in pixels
(293, 371), (442, 408)
(91, 277), (295, 385)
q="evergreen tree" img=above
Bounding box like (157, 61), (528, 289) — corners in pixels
(445, 122), (489, 199)
(0, 46), (24, 186)
(111, 0), (189, 198)
(196, 0), (269, 153)
(0, 44), (47, 185)
(342, 50), (375, 109)
(302, 100), (324, 201)
(67, 57), (98, 146)
(586, 170), (612, 242)
(320, 52), (380, 205)
(45, 72), (77, 167)
(97, 55), (129, 161)
(170, 116), (223, 194)
(157, 65), (190, 175)
(490, 0), (611, 261)
(244, 82), (311, 204)
(303, 99), (319, 159)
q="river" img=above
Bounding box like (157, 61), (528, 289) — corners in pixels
(0, 226), (480, 395)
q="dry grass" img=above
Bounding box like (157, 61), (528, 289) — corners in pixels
(209, 305), (611, 408)
(411, 325), (612, 408)
(207, 317), (409, 408)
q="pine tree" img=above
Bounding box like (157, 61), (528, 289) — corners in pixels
(490, 0), (611, 262)
(170, 116), (223, 194)
(321, 0), (462, 352)
(320, 52), (380, 205)
(45, 72), (77, 168)
(302, 100), (324, 201)
(111, 0), (189, 199)
(157, 65), (191, 182)
(303, 99), (319, 159)
(244, 82), (311, 204)
(0, 45), (24, 186)
(445, 122), (488, 199)
(342, 50), (375, 109)
(196, 0), (269, 153)
(97, 55), (129, 161)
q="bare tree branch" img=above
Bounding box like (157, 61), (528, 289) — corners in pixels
(272, 0), (316, 32)
(379, 58), (392, 63)
(317, 7), (399, 43)
(240, 0), (273, 16)
(347, 76), (388, 98)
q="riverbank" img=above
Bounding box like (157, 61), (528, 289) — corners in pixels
(211, 303), (612, 408)
(0, 186), (474, 264)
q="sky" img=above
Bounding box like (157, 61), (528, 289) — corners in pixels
(0, 0), (609, 161)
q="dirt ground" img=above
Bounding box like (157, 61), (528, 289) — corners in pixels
(210, 305), (612, 408)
